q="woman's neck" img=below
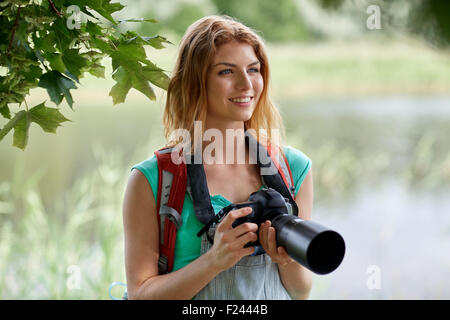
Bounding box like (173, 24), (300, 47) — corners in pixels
(202, 119), (251, 166)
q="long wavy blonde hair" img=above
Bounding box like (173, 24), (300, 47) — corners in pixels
(163, 15), (286, 156)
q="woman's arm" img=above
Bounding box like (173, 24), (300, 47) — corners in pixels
(259, 169), (314, 300)
(122, 169), (257, 299)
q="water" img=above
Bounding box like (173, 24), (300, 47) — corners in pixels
(293, 95), (450, 117)
(286, 95), (450, 299)
(311, 179), (450, 299)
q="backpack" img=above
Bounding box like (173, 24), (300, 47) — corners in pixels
(154, 133), (298, 274)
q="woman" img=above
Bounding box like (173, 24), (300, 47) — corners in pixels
(122, 15), (313, 300)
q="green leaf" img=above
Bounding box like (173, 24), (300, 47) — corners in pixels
(61, 49), (88, 78)
(12, 110), (30, 150)
(38, 71), (77, 108)
(32, 30), (56, 54)
(109, 66), (132, 104)
(50, 18), (77, 52)
(85, 20), (103, 36)
(23, 64), (43, 82)
(110, 40), (147, 71)
(142, 66), (170, 90)
(101, 0), (126, 15)
(141, 35), (173, 49)
(0, 110), (24, 143)
(109, 65), (158, 104)
(86, 0), (125, 25)
(0, 104), (11, 120)
(131, 71), (156, 101)
(87, 62), (105, 78)
(47, 53), (66, 73)
(118, 18), (158, 23)
(0, 102), (71, 150)
(90, 36), (113, 54)
(29, 101), (71, 133)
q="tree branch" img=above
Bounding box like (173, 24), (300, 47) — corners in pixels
(7, 6), (21, 54)
(47, 0), (62, 18)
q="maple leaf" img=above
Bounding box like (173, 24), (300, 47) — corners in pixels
(38, 71), (77, 109)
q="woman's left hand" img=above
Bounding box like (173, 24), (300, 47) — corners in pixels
(258, 220), (295, 266)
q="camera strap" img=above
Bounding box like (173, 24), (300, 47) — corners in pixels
(187, 132), (298, 242)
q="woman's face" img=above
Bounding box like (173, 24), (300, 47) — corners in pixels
(206, 40), (264, 127)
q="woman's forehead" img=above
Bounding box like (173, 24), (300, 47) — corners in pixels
(211, 41), (258, 64)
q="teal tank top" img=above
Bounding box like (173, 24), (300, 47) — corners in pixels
(131, 145), (311, 271)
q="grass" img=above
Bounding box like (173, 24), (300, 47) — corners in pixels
(0, 144), (127, 299)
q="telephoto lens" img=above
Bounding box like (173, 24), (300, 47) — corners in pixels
(271, 215), (345, 275)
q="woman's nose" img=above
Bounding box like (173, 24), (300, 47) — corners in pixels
(235, 71), (252, 90)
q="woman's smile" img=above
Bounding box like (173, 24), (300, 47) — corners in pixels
(228, 96), (254, 107)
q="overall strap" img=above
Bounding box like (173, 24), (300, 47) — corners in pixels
(154, 147), (187, 274)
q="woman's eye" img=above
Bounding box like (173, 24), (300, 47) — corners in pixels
(219, 69), (232, 75)
(218, 68), (260, 75)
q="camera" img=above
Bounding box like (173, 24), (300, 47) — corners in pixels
(198, 187), (345, 275)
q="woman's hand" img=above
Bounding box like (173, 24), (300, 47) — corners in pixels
(259, 220), (294, 266)
(207, 207), (258, 273)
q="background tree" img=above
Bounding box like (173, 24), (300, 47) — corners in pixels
(316, 0), (450, 47)
(0, 0), (171, 150)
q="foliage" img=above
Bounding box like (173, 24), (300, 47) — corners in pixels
(135, 2), (209, 39)
(316, 0), (450, 47)
(211, 0), (312, 42)
(0, 0), (172, 150)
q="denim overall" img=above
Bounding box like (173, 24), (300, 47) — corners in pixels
(193, 233), (292, 300)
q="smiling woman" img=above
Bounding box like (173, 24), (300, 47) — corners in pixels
(122, 15), (313, 300)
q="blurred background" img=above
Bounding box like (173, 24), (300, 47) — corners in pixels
(1, 0), (450, 299)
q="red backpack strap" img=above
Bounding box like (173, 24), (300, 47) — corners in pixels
(266, 143), (296, 199)
(154, 147), (187, 274)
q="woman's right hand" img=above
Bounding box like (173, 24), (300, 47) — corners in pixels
(206, 207), (258, 273)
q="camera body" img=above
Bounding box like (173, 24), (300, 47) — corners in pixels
(229, 187), (293, 247)
(207, 187), (346, 275)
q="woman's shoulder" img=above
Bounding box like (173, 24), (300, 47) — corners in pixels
(131, 154), (158, 175)
(130, 154), (159, 200)
(283, 145), (311, 168)
(282, 145), (312, 195)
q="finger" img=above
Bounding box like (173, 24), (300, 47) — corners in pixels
(232, 222), (258, 238)
(240, 246), (256, 258)
(236, 231), (258, 248)
(268, 226), (277, 254)
(218, 207), (252, 231)
(259, 221), (269, 249)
